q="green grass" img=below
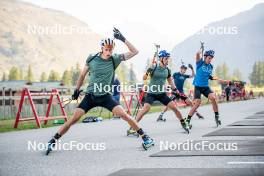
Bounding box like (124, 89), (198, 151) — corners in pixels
(0, 98), (254, 133)
(0, 105), (165, 133)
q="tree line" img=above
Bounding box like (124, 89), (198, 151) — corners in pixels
(1, 61), (263, 87)
(1, 62), (138, 86)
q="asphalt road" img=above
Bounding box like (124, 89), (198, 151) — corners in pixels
(0, 98), (264, 176)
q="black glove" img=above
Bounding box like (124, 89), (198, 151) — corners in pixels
(113, 27), (126, 42)
(172, 88), (180, 96)
(72, 89), (82, 100)
(188, 64), (193, 70)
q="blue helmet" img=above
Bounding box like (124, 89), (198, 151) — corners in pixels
(158, 50), (170, 58)
(204, 50), (215, 57)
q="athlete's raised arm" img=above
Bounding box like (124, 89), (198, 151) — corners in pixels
(113, 27), (138, 60)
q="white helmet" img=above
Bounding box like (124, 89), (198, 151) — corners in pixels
(100, 38), (115, 48)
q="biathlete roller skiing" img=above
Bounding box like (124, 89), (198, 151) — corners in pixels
(46, 27), (155, 155)
(185, 42), (230, 128)
(127, 43), (160, 137)
(157, 62), (204, 122)
(127, 49), (191, 136)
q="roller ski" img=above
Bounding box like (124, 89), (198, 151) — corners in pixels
(45, 138), (56, 156)
(196, 112), (204, 119)
(157, 113), (166, 122)
(181, 119), (191, 134)
(185, 117), (193, 129)
(127, 127), (139, 137)
(142, 135), (154, 150)
(215, 115), (221, 127)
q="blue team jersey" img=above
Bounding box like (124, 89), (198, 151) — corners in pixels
(172, 72), (190, 93)
(193, 59), (213, 87)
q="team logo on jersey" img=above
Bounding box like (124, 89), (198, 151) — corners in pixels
(179, 76), (185, 80)
(201, 65), (212, 74)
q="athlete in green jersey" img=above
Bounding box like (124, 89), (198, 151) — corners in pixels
(46, 28), (154, 154)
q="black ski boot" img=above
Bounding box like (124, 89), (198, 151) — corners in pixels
(46, 138), (56, 155)
(215, 115), (221, 127)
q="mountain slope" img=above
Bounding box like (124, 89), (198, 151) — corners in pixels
(171, 3), (264, 80)
(0, 0), (101, 79)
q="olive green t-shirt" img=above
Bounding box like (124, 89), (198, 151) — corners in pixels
(147, 65), (171, 94)
(86, 53), (122, 96)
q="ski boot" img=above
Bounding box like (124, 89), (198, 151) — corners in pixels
(142, 135), (154, 150)
(46, 138), (56, 155)
(127, 127), (139, 137)
(157, 113), (166, 122)
(196, 112), (204, 119)
(215, 115), (221, 127)
(181, 119), (191, 134)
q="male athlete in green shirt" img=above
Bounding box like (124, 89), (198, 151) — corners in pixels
(128, 50), (191, 135)
(46, 28), (154, 154)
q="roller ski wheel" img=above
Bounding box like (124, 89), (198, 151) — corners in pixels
(186, 118), (192, 130)
(127, 129), (139, 137)
(196, 113), (204, 119)
(181, 120), (190, 134)
(182, 126), (190, 134)
(157, 114), (166, 122)
(142, 135), (154, 150)
(215, 115), (221, 127)
(46, 140), (55, 156)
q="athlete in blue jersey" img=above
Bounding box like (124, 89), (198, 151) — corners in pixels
(186, 49), (229, 127)
(157, 64), (204, 121)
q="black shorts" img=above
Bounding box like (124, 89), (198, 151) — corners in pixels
(77, 93), (120, 113)
(145, 93), (172, 106)
(172, 92), (188, 101)
(194, 86), (213, 99)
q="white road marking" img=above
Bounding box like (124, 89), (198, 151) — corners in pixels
(228, 161), (264, 165)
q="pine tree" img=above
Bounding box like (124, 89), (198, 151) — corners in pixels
(231, 68), (242, 81)
(8, 66), (20, 80)
(71, 63), (81, 85)
(61, 69), (72, 86)
(250, 61), (264, 86)
(25, 65), (34, 83)
(222, 62), (229, 80)
(2, 72), (7, 81)
(128, 63), (137, 84)
(48, 70), (60, 81)
(40, 72), (48, 82)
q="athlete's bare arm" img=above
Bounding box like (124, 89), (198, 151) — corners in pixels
(76, 66), (89, 90)
(196, 50), (202, 62)
(167, 76), (177, 90)
(122, 40), (139, 60)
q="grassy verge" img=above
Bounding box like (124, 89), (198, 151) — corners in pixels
(0, 98), (255, 133)
(0, 105), (165, 133)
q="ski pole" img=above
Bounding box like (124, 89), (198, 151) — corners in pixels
(200, 41), (204, 58)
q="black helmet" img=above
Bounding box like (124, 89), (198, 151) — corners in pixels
(180, 65), (187, 69)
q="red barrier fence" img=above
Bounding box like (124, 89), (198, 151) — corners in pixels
(14, 88), (67, 128)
